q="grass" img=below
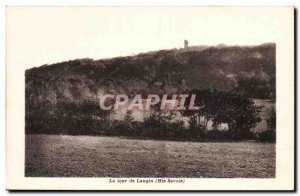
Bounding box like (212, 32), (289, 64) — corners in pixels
(25, 134), (275, 178)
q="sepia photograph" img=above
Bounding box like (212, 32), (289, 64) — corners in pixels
(25, 41), (276, 178)
(6, 6), (294, 190)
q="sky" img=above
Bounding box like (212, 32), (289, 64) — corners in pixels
(6, 7), (290, 69)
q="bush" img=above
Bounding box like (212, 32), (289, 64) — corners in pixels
(258, 130), (276, 142)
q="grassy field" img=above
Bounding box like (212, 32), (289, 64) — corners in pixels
(25, 134), (275, 178)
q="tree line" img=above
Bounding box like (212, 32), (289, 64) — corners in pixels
(25, 89), (276, 142)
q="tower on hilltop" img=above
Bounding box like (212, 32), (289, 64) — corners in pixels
(184, 40), (188, 49)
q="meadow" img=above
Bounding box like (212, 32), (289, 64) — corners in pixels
(25, 134), (275, 178)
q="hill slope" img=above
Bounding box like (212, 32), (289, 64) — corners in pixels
(26, 43), (275, 107)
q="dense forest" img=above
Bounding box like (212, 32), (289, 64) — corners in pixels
(25, 43), (276, 141)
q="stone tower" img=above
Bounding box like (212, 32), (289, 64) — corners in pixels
(184, 40), (188, 49)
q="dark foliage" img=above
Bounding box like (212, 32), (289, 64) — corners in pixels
(258, 106), (276, 142)
(25, 44), (275, 141)
(26, 89), (263, 141)
(26, 44), (275, 100)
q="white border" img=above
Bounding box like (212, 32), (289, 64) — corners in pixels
(2, 1), (297, 194)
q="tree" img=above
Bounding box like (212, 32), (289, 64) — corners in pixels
(118, 110), (135, 136)
(259, 106), (276, 142)
(266, 106), (276, 132)
(124, 110), (134, 123)
(208, 90), (262, 139)
(180, 89), (212, 138)
(181, 89), (262, 140)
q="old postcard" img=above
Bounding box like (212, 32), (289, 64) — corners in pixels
(6, 6), (294, 190)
